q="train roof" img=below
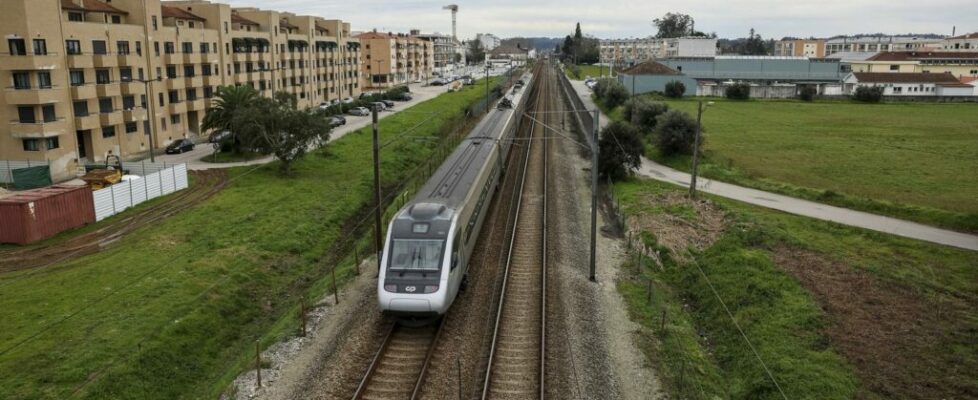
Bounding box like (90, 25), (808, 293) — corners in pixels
(404, 73), (533, 216)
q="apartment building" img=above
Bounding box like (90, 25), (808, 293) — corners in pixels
(414, 31), (461, 75)
(476, 33), (501, 51)
(825, 35), (942, 54)
(1, 0), (360, 180)
(599, 36), (716, 65)
(774, 39), (827, 58)
(358, 31), (433, 89)
(942, 33), (978, 51)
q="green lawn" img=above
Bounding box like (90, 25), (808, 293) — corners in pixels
(606, 97), (978, 232)
(0, 78), (502, 399)
(198, 151), (266, 164)
(614, 177), (978, 399)
(565, 64), (612, 80)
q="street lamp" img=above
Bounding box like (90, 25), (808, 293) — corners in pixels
(135, 76), (163, 162)
(689, 101), (714, 198)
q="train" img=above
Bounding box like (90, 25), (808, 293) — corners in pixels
(377, 72), (534, 323)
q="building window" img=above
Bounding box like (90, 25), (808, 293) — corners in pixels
(122, 95), (135, 110)
(111, 15), (121, 24)
(92, 40), (107, 55)
(38, 71), (51, 89)
(68, 12), (83, 22)
(42, 105), (56, 122)
(158, 92), (164, 105)
(117, 41), (130, 55)
(170, 114), (181, 124)
(96, 69), (111, 84)
(46, 137), (60, 150)
(125, 122), (138, 133)
(154, 41), (160, 56)
(23, 139), (41, 152)
(73, 100), (89, 116)
(202, 64), (212, 76)
(203, 86), (214, 98)
(182, 42), (193, 54)
(12, 72), (31, 89)
(186, 88), (198, 101)
(8, 39), (26, 56)
(102, 126), (116, 138)
(140, 94), (147, 108)
(152, 16), (158, 31)
(66, 40), (82, 55)
(99, 98), (113, 113)
(168, 90), (179, 103)
(183, 65), (195, 77)
(18, 106), (35, 123)
(120, 67), (133, 82)
(70, 70), (85, 86)
(32, 39), (47, 55)
(136, 41), (142, 56)
(200, 42), (209, 54)
(164, 42), (175, 54)
(166, 65), (177, 79)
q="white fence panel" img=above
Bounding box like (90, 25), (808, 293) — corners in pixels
(130, 178), (148, 207)
(173, 164), (189, 190)
(112, 182), (133, 213)
(93, 188), (116, 222)
(161, 169), (175, 194)
(90, 164), (188, 222)
(145, 172), (163, 199)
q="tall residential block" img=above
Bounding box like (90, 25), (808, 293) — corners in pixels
(1, 0), (361, 180)
(357, 31), (433, 90)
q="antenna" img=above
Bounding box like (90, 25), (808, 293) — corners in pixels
(442, 4), (458, 41)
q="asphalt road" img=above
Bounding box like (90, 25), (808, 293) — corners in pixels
(568, 79), (978, 252)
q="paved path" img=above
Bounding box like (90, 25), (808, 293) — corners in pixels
(568, 80), (978, 252)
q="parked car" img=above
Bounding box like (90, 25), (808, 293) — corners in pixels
(462, 78), (475, 86)
(393, 93), (413, 101)
(371, 102), (387, 111)
(347, 107), (370, 116)
(341, 97), (355, 104)
(429, 78), (447, 86)
(328, 116), (346, 127)
(208, 130), (231, 143)
(165, 139), (195, 154)
(381, 99), (395, 108)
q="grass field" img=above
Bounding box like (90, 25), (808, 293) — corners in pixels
(603, 97), (978, 232)
(614, 177), (978, 399)
(0, 78), (501, 399)
(565, 64), (612, 80)
(198, 151), (266, 164)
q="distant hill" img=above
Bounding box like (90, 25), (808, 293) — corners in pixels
(502, 37), (563, 52)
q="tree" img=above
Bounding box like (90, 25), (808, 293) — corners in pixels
(853, 86), (884, 103)
(653, 13), (706, 38)
(654, 110), (700, 156)
(232, 92), (332, 175)
(201, 85), (258, 153)
(598, 121), (644, 181)
(467, 40), (485, 64)
(740, 28), (768, 55)
(664, 81), (686, 98)
(575, 23), (583, 41)
(623, 98), (670, 133)
(594, 78), (628, 108)
(725, 83), (751, 100)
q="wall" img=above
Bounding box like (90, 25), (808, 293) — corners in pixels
(619, 74), (698, 96)
(659, 58), (843, 82)
(697, 84), (798, 99)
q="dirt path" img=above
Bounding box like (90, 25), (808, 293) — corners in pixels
(0, 170), (228, 274)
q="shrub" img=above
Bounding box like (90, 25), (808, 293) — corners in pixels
(799, 86), (817, 101)
(598, 121), (644, 181)
(725, 83), (751, 100)
(853, 86), (884, 103)
(654, 109), (700, 156)
(592, 78), (614, 99)
(602, 82), (630, 108)
(664, 81), (686, 98)
(623, 97), (670, 133)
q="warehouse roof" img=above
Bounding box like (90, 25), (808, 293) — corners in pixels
(621, 61), (682, 76)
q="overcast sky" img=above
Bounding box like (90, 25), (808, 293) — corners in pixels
(224, 0), (976, 40)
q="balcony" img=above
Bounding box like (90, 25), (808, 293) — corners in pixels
(169, 101), (187, 114)
(164, 52), (179, 64)
(74, 113), (100, 131)
(99, 110), (123, 126)
(184, 76), (204, 88)
(8, 118), (68, 139)
(123, 108), (147, 121)
(0, 53), (63, 71)
(93, 54), (118, 68)
(119, 81), (144, 95)
(96, 83), (121, 97)
(166, 78), (186, 90)
(117, 54), (142, 66)
(202, 75), (222, 86)
(71, 84), (97, 99)
(67, 54), (94, 69)
(186, 99), (206, 111)
(182, 53), (202, 64)
(4, 86), (65, 105)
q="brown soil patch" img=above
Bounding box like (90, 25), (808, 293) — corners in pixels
(625, 191), (726, 259)
(772, 246), (978, 399)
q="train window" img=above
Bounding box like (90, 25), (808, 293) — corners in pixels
(451, 232), (461, 270)
(388, 239), (443, 272)
(412, 223), (429, 233)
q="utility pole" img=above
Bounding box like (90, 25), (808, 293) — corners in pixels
(589, 110), (599, 282)
(372, 105), (383, 270)
(485, 62), (490, 114)
(138, 77), (161, 162)
(689, 100), (704, 198)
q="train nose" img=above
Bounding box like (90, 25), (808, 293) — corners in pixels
(389, 298), (432, 312)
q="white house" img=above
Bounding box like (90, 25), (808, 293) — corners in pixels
(843, 72), (976, 96)
(942, 32), (978, 52)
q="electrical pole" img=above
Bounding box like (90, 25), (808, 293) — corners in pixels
(372, 105), (383, 270)
(485, 62), (490, 114)
(689, 100), (704, 198)
(139, 78), (160, 162)
(589, 110), (599, 282)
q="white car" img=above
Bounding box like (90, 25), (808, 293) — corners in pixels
(341, 97), (355, 104)
(347, 107), (370, 116)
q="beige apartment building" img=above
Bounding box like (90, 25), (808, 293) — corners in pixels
(1, 0), (360, 180)
(774, 39), (827, 58)
(357, 31), (433, 90)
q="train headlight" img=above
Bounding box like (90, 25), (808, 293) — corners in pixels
(383, 284), (397, 292)
(424, 285), (439, 293)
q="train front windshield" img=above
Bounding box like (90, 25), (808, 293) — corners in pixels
(388, 239), (444, 272)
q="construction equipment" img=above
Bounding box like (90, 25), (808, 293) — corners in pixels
(80, 153), (126, 190)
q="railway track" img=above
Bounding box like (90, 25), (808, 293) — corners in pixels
(352, 318), (446, 400)
(481, 62), (552, 400)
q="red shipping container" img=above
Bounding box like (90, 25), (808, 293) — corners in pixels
(0, 184), (96, 245)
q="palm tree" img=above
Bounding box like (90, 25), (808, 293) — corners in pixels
(202, 85), (258, 153)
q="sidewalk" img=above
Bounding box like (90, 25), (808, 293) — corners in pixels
(568, 79), (978, 252)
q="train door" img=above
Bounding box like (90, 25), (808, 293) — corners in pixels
(448, 229), (463, 299)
